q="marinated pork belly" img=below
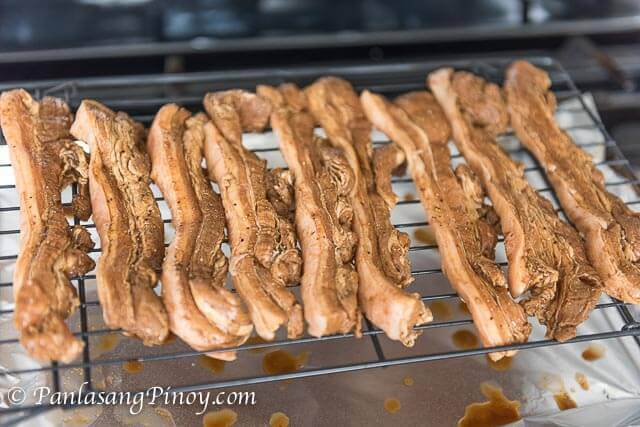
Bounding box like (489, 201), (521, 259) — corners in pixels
(257, 83), (361, 337)
(361, 90), (531, 359)
(203, 90), (304, 340)
(369, 143), (413, 288)
(306, 78), (431, 346)
(506, 60), (640, 304)
(304, 80), (412, 289)
(0, 90), (95, 362)
(71, 100), (169, 345)
(429, 69), (602, 341)
(372, 143), (405, 209)
(147, 105), (252, 360)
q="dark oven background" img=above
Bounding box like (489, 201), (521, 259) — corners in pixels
(2, 0), (640, 169)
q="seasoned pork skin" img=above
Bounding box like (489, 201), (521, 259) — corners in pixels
(203, 90), (303, 340)
(71, 100), (169, 345)
(0, 89), (95, 362)
(306, 78), (431, 347)
(258, 83), (361, 338)
(361, 90), (531, 360)
(429, 69), (602, 341)
(506, 60), (640, 304)
(148, 105), (252, 360)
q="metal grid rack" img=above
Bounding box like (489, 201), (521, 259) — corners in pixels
(0, 57), (639, 425)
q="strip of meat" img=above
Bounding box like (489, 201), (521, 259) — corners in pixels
(147, 105), (252, 360)
(305, 78), (431, 346)
(0, 90), (95, 362)
(369, 144), (413, 288)
(428, 69), (602, 341)
(361, 90), (531, 360)
(203, 90), (303, 340)
(506, 60), (640, 304)
(257, 84), (361, 337)
(372, 144), (405, 209)
(71, 100), (169, 345)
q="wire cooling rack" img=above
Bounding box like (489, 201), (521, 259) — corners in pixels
(0, 57), (639, 425)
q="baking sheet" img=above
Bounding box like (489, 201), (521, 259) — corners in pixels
(0, 94), (639, 426)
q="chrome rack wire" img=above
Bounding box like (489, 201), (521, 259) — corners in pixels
(1, 57), (639, 425)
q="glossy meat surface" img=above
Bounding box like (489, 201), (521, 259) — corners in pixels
(429, 69), (602, 341)
(71, 100), (169, 345)
(506, 60), (640, 304)
(258, 83), (361, 338)
(306, 77), (431, 346)
(203, 90), (303, 340)
(148, 105), (252, 360)
(362, 90), (531, 359)
(1, 89), (95, 362)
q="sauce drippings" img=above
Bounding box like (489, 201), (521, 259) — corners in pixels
(553, 391), (577, 411)
(278, 379), (292, 391)
(263, 350), (309, 375)
(63, 410), (91, 426)
(429, 300), (453, 321)
(486, 355), (513, 372)
(246, 335), (269, 353)
(403, 192), (415, 201)
(575, 372), (589, 391)
(122, 360), (144, 374)
(458, 301), (471, 315)
(403, 376), (415, 387)
(203, 409), (237, 427)
(458, 383), (521, 427)
(452, 330), (478, 350)
(384, 398), (401, 414)
(582, 344), (605, 361)
(154, 407), (174, 425)
(414, 226), (437, 246)
(199, 355), (226, 374)
(97, 333), (120, 353)
(269, 412), (290, 427)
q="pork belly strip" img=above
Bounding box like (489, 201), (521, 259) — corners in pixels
(257, 84), (361, 337)
(0, 90), (94, 362)
(361, 90), (531, 359)
(429, 69), (602, 341)
(306, 78), (431, 346)
(506, 61), (640, 304)
(369, 143), (413, 289)
(147, 105), (252, 359)
(305, 79), (413, 289)
(203, 90), (303, 340)
(71, 100), (169, 345)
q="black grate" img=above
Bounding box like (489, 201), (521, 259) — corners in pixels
(0, 57), (639, 425)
